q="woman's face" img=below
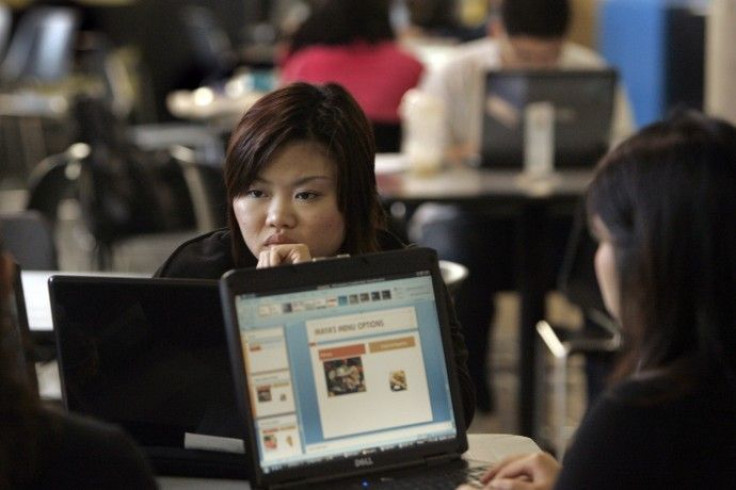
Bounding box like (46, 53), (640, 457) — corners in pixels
(592, 216), (621, 320)
(232, 141), (346, 259)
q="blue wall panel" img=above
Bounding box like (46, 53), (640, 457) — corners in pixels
(600, 0), (667, 128)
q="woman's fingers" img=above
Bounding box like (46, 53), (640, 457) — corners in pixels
(489, 453), (560, 490)
(257, 244), (313, 268)
(482, 454), (531, 482)
(458, 453), (559, 490)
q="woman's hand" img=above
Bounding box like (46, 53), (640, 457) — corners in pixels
(257, 244), (312, 268)
(457, 453), (560, 490)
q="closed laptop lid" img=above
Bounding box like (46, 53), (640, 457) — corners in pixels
(480, 68), (617, 169)
(220, 248), (468, 488)
(20, 270), (148, 348)
(50, 275), (246, 477)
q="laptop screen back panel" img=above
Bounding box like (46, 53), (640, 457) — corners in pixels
(220, 248), (468, 488)
(51, 276), (245, 476)
(481, 69), (617, 169)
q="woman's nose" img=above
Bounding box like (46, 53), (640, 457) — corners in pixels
(266, 197), (296, 228)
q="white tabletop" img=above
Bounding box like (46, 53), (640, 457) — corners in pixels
(157, 433), (540, 489)
(166, 87), (264, 127)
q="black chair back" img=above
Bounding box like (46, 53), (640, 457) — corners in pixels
(179, 5), (236, 85)
(0, 5), (11, 62)
(0, 6), (80, 85)
(0, 210), (58, 270)
(372, 122), (402, 153)
(557, 200), (611, 321)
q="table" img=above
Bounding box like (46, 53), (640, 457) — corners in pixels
(157, 433), (541, 489)
(376, 159), (593, 438)
(166, 70), (268, 131)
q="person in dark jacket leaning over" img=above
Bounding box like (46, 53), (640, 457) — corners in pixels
(156, 82), (475, 426)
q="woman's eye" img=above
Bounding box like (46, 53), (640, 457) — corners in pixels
(295, 191), (319, 200)
(244, 189), (266, 198)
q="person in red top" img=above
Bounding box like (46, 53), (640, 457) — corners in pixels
(279, 0), (424, 151)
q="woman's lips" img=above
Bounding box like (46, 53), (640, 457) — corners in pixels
(264, 235), (294, 247)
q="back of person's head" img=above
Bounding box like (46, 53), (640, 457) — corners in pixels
(287, 0), (394, 56)
(587, 110), (736, 384)
(0, 238), (42, 487)
(225, 82), (386, 265)
(501, 0), (570, 39)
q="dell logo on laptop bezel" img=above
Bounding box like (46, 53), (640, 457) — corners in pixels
(354, 457), (374, 468)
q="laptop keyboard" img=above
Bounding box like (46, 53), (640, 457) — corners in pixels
(338, 465), (486, 489)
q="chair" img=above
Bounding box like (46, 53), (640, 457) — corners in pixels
(26, 94), (228, 271)
(0, 6), (80, 182)
(536, 201), (622, 459)
(0, 6), (80, 85)
(169, 144), (226, 232)
(0, 5), (11, 62)
(109, 145), (227, 273)
(179, 5), (237, 85)
(1, 212), (62, 363)
(0, 210), (58, 270)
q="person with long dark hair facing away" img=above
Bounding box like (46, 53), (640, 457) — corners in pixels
(279, 0), (424, 152)
(0, 240), (157, 488)
(156, 82), (475, 426)
(457, 111), (736, 489)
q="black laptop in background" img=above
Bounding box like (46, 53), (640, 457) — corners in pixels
(50, 276), (248, 479)
(219, 248), (483, 489)
(480, 68), (617, 170)
(19, 270), (151, 362)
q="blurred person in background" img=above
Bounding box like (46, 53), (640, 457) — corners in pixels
(411, 0), (634, 413)
(279, 0), (424, 152)
(400, 0), (488, 42)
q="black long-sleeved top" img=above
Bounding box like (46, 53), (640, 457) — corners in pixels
(28, 410), (157, 489)
(555, 373), (736, 489)
(155, 228), (475, 427)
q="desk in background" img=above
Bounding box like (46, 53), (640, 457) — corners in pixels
(376, 158), (592, 438)
(166, 70), (272, 131)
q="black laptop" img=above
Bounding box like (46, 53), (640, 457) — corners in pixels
(50, 276), (247, 478)
(219, 248), (482, 489)
(479, 68), (617, 169)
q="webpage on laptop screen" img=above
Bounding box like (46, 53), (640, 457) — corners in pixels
(234, 272), (457, 473)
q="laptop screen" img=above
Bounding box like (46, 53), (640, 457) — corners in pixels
(225, 253), (461, 480)
(480, 68), (617, 169)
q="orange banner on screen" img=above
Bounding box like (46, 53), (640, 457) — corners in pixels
(318, 343), (366, 361)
